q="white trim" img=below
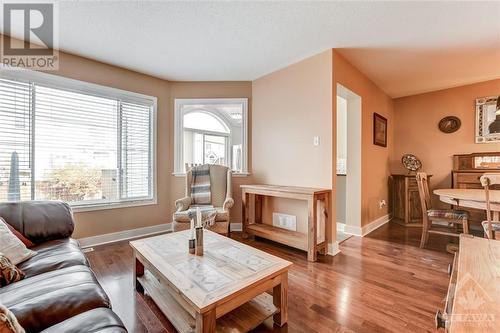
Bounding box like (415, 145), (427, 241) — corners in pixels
(71, 199), (157, 213)
(173, 98), (248, 174)
(78, 223), (172, 248)
(230, 223), (242, 232)
(336, 84), (362, 239)
(336, 222), (345, 232)
(343, 224), (363, 236)
(328, 241), (340, 256)
(344, 214), (392, 237)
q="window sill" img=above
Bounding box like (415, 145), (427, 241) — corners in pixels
(172, 172), (251, 177)
(70, 199), (157, 213)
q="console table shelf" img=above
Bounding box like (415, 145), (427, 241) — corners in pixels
(246, 223), (308, 251)
(241, 184), (331, 262)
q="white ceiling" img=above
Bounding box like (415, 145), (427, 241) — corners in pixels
(4, 1), (500, 97)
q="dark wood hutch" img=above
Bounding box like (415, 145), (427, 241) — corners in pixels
(452, 152), (500, 225)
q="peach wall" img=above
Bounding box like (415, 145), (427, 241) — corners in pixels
(332, 50), (394, 226)
(392, 79), (500, 208)
(168, 82), (253, 224)
(251, 50), (334, 243)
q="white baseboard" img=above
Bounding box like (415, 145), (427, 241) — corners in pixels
(78, 223), (172, 248)
(344, 214), (392, 237)
(328, 241), (340, 256)
(343, 224), (363, 236)
(230, 223), (242, 232)
(337, 222), (345, 232)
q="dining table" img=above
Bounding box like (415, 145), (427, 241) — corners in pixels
(434, 188), (500, 220)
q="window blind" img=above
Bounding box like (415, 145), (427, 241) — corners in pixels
(0, 73), (155, 209)
(120, 101), (152, 199)
(0, 78), (32, 202)
(34, 85), (119, 203)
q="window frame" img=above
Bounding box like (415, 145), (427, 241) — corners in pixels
(173, 98), (249, 176)
(0, 67), (158, 212)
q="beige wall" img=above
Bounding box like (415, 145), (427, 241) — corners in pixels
(251, 50), (334, 243)
(168, 82), (253, 224)
(392, 79), (500, 208)
(52, 52), (172, 238)
(332, 50), (394, 227)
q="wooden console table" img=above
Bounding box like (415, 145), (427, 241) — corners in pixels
(241, 185), (331, 262)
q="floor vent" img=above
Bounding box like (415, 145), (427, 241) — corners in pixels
(82, 247), (94, 253)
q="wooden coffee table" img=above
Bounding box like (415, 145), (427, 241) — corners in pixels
(130, 230), (292, 333)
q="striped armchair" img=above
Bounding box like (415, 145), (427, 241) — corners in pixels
(172, 164), (234, 235)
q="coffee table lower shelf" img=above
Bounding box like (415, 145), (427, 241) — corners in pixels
(137, 271), (278, 333)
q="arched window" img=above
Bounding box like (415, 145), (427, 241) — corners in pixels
(174, 99), (248, 174)
(184, 111), (230, 134)
(183, 111), (230, 167)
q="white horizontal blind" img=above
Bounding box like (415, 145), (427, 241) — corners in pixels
(0, 78), (32, 202)
(120, 101), (152, 199)
(34, 85), (119, 204)
(0, 72), (155, 209)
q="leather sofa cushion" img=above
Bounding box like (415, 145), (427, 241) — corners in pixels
(0, 265), (110, 333)
(17, 238), (89, 278)
(40, 308), (126, 333)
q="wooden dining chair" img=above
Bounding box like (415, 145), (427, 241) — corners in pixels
(416, 172), (470, 248)
(480, 173), (500, 240)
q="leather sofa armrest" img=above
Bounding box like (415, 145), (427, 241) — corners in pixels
(175, 196), (192, 212)
(0, 201), (75, 243)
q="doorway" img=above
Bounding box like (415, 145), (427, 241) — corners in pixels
(336, 84), (362, 241)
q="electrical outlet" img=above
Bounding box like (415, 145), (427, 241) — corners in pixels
(273, 213), (297, 231)
(379, 199), (387, 209)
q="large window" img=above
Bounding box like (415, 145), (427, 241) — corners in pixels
(174, 99), (248, 175)
(0, 69), (156, 210)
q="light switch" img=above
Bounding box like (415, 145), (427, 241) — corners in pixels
(313, 136), (320, 146)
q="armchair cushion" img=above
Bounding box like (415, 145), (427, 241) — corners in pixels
(482, 221), (500, 240)
(173, 207), (229, 223)
(427, 209), (469, 220)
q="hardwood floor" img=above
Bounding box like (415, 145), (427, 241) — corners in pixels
(85, 222), (452, 333)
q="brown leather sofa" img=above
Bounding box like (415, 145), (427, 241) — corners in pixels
(0, 201), (127, 333)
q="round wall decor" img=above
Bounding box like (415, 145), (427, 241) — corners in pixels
(438, 116), (461, 133)
(401, 154), (422, 173)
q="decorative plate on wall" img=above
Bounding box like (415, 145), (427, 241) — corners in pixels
(438, 116), (461, 133)
(401, 154), (422, 173)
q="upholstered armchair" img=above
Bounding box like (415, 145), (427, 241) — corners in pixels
(173, 164), (234, 235)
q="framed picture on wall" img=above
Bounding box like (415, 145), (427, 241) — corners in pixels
(373, 113), (387, 147)
(476, 95), (500, 143)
